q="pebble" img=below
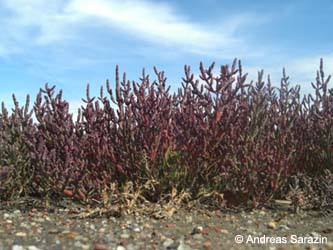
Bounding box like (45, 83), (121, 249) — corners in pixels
(120, 233), (130, 239)
(203, 241), (211, 249)
(164, 240), (179, 250)
(33, 218), (45, 223)
(116, 246), (126, 250)
(163, 238), (175, 248)
(143, 223), (152, 229)
(278, 225), (290, 231)
(193, 234), (204, 241)
(74, 241), (82, 248)
(3, 213), (10, 219)
(267, 221), (277, 229)
(13, 210), (21, 215)
(27, 246), (42, 250)
(104, 233), (115, 243)
(309, 231), (321, 237)
(125, 244), (138, 250)
(15, 232), (27, 237)
(93, 244), (108, 250)
(185, 215), (192, 223)
(179, 244), (191, 250)
(259, 210), (266, 216)
(325, 241), (333, 250)
(12, 246), (24, 250)
(191, 226), (203, 234)
(305, 245), (316, 250)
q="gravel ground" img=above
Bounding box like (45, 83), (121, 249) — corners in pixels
(0, 202), (332, 250)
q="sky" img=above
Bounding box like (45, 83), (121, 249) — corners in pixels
(0, 0), (333, 114)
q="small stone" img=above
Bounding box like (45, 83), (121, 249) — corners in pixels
(143, 223), (152, 229)
(74, 241), (82, 248)
(163, 239), (179, 249)
(163, 238), (174, 247)
(201, 229), (209, 235)
(132, 227), (140, 233)
(160, 235), (167, 241)
(119, 239), (127, 247)
(120, 233), (130, 239)
(305, 245), (316, 250)
(3, 213), (10, 219)
(267, 221), (277, 229)
(66, 232), (79, 238)
(185, 215), (192, 223)
(28, 246), (42, 250)
(33, 217), (45, 223)
(220, 229), (229, 234)
(193, 234), (204, 241)
(165, 223), (175, 229)
(324, 241), (333, 250)
(177, 237), (189, 250)
(278, 225), (290, 231)
(116, 246), (126, 250)
(90, 224), (96, 230)
(104, 233), (115, 243)
(310, 231), (321, 237)
(15, 232), (27, 237)
(13, 210), (21, 215)
(13, 239), (22, 246)
(81, 245), (90, 250)
(192, 226), (203, 234)
(94, 244), (108, 250)
(12, 246), (24, 250)
(125, 244), (136, 250)
(259, 210), (266, 215)
(45, 216), (52, 222)
(126, 220), (132, 225)
(203, 241), (211, 250)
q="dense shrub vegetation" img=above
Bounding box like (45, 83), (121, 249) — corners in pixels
(0, 59), (332, 209)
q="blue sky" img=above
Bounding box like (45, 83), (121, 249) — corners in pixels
(0, 0), (333, 113)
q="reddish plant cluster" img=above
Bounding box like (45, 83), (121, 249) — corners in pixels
(0, 59), (332, 207)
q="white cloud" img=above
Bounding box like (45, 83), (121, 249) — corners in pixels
(0, 0), (257, 58)
(66, 0), (239, 53)
(241, 55), (333, 95)
(287, 55), (333, 82)
(0, 0), (77, 56)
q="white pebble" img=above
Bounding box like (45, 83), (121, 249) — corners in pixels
(12, 246), (24, 250)
(116, 246), (126, 250)
(28, 246), (42, 250)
